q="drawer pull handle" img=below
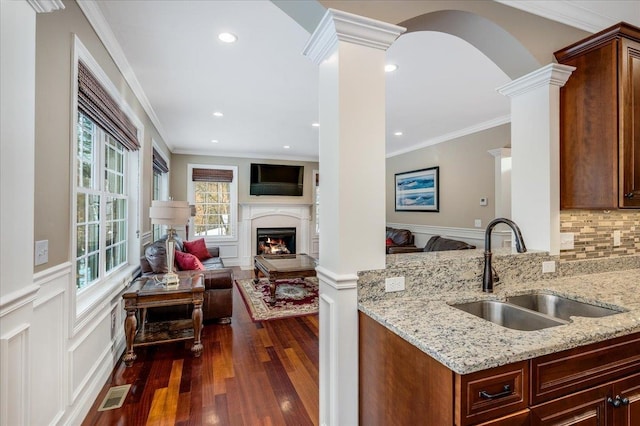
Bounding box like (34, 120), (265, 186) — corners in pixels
(479, 385), (511, 400)
(624, 192), (634, 199)
(607, 395), (630, 407)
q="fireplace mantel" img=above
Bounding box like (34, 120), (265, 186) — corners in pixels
(238, 203), (313, 267)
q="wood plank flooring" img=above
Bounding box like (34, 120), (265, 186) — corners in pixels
(82, 267), (319, 426)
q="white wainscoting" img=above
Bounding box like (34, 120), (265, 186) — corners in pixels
(0, 262), (128, 426)
(386, 222), (513, 250)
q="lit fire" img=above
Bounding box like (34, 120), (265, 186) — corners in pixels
(258, 237), (291, 255)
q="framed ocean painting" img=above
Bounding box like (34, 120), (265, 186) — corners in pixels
(394, 166), (439, 212)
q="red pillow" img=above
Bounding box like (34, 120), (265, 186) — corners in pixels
(183, 238), (212, 260)
(385, 238), (394, 246)
(174, 250), (205, 271)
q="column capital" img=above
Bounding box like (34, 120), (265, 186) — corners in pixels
(27, 0), (64, 13)
(488, 147), (511, 158)
(497, 63), (575, 98)
(303, 8), (405, 65)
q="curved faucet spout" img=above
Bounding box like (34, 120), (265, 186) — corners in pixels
(482, 218), (527, 293)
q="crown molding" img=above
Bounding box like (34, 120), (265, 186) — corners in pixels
(172, 147), (319, 163)
(496, 1), (621, 33)
(27, 0), (64, 13)
(386, 115), (511, 158)
(497, 63), (575, 98)
(76, 0), (172, 151)
(303, 8), (405, 65)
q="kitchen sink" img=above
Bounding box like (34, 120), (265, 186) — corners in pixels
(505, 292), (624, 321)
(451, 300), (568, 331)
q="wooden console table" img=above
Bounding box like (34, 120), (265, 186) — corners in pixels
(254, 254), (317, 305)
(122, 272), (204, 367)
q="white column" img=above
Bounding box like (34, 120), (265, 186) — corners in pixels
(497, 64), (574, 255)
(304, 9), (404, 426)
(488, 148), (512, 220)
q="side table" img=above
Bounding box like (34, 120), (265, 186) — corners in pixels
(122, 272), (204, 367)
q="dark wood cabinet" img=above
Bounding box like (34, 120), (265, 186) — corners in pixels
(359, 311), (640, 425)
(555, 22), (640, 209)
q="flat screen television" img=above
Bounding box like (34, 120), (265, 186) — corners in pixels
(250, 163), (304, 196)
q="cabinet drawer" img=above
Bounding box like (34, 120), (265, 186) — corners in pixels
(531, 332), (640, 405)
(456, 361), (529, 426)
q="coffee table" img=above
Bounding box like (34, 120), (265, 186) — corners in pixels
(254, 254), (318, 305)
(122, 272), (204, 367)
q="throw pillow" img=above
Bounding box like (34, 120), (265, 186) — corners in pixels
(183, 238), (213, 260)
(145, 241), (169, 274)
(385, 238), (394, 246)
(174, 250), (205, 271)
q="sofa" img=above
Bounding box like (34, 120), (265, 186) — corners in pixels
(387, 235), (476, 254)
(385, 227), (416, 254)
(140, 235), (233, 324)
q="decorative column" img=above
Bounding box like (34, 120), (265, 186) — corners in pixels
(497, 64), (574, 255)
(303, 9), (404, 425)
(488, 148), (512, 220)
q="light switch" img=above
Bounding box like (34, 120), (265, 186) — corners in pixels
(35, 240), (48, 265)
(480, 197), (488, 206)
(560, 233), (574, 250)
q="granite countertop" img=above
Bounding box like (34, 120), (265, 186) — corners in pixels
(359, 268), (640, 375)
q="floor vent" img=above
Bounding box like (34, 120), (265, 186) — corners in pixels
(97, 384), (131, 411)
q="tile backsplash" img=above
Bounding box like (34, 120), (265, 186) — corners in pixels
(560, 210), (640, 261)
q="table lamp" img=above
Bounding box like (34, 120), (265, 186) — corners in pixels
(149, 200), (191, 286)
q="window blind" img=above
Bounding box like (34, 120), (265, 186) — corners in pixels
(77, 61), (140, 151)
(152, 148), (169, 174)
(192, 168), (233, 182)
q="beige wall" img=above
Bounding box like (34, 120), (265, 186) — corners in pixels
(170, 154), (319, 205)
(34, 0), (169, 272)
(386, 124), (509, 228)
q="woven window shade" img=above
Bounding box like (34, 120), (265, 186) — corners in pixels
(77, 61), (140, 151)
(152, 148), (169, 174)
(192, 168), (233, 182)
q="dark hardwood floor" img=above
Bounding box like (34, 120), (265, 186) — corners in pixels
(82, 267), (319, 426)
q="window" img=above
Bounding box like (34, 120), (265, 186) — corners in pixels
(73, 55), (140, 299)
(188, 165), (237, 241)
(152, 147), (169, 241)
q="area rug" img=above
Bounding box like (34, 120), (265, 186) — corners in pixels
(235, 277), (319, 321)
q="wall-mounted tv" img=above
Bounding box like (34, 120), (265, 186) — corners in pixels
(250, 163), (304, 196)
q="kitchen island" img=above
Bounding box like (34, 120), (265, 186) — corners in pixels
(358, 250), (640, 425)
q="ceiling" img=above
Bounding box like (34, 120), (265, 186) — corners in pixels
(88, 1), (638, 162)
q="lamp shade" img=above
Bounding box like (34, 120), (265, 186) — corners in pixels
(149, 200), (191, 226)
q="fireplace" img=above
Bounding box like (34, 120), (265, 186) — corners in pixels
(257, 227), (296, 255)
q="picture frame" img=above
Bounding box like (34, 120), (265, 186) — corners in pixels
(394, 166), (439, 212)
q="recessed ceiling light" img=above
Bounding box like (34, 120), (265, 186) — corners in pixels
(394, 131), (403, 136)
(218, 32), (237, 43)
(283, 145), (291, 149)
(311, 122), (320, 127)
(212, 111), (223, 117)
(211, 139), (219, 143)
(385, 64), (398, 73)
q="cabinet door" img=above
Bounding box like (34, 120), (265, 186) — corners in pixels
(611, 372), (640, 425)
(476, 409), (530, 426)
(530, 384), (611, 426)
(619, 38), (640, 208)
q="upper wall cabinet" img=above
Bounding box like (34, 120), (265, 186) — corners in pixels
(555, 22), (640, 210)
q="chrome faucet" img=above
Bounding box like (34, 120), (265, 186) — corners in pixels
(482, 218), (527, 293)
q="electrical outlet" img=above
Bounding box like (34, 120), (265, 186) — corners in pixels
(474, 219), (482, 228)
(560, 233), (574, 250)
(35, 240), (48, 265)
(542, 261), (556, 273)
(385, 276), (405, 292)
(613, 230), (621, 247)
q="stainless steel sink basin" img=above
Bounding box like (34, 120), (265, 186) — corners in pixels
(451, 300), (568, 331)
(505, 293), (623, 321)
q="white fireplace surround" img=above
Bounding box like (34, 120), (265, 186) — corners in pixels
(239, 203), (312, 267)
